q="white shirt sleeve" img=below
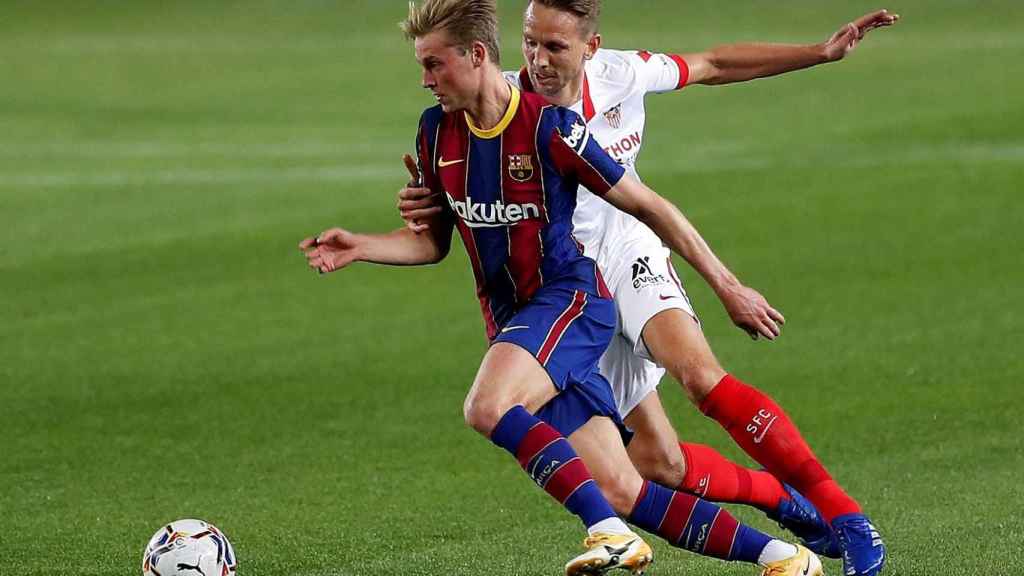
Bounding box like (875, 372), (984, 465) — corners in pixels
(629, 50), (690, 94)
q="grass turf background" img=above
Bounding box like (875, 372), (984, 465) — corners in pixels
(1, 1), (1022, 574)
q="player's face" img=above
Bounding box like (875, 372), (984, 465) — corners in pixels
(415, 30), (478, 113)
(522, 2), (596, 98)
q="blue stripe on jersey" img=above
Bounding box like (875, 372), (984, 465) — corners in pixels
(467, 133), (519, 320)
(535, 107), (589, 288)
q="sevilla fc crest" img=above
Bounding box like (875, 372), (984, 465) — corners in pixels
(508, 154), (534, 182)
(604, 104), (622, 129)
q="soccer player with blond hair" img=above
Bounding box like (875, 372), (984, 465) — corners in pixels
(304, 0), (825, 574)
(398, 1), (898, 575)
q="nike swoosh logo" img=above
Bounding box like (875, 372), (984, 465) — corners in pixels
(438, 157), (465, 167)
(658, 294), (678, 301)
(603, 544), (632, 555)
(501, 325), (530, 333)
(602, 540), (635, 566)
(753, 415), (777, 444)
(802, 556), (812, 575)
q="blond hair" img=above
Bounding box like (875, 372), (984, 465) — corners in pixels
(401, 0), (502, 64)
(530, 0), (600, 36)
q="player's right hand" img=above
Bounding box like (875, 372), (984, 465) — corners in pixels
(398, 153), (442, 233)
(822, 9), (900, 62)
(299, 228), (362, 274)
(719, 284), (786, 341)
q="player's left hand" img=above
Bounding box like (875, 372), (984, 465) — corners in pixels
(822, 9), (900, 62)
(398, 153), (441, 233)
(299, 228), (362, 274)
(719, 284), (786, 341)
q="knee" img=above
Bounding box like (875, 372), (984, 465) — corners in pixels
(463, 392), (510, 437)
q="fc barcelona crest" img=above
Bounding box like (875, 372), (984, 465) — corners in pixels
(508, 154), (534, 182)
(604, 104), (622, 129)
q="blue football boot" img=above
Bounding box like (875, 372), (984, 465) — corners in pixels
(832, 513), (886, 575)
(768, 484), (841, 559)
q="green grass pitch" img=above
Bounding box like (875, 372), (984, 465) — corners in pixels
(1, 1), (1022, 574)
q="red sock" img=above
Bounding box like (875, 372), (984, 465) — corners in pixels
(678, 442), (788, 513)
(699, 374), (861, 522)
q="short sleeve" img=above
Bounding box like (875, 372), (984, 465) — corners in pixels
(631, 50), (690, 94)
(547, 108), (625, 196)
(415, 108), (443, 194)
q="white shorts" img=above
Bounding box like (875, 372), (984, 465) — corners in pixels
(597, 242), (698, 418)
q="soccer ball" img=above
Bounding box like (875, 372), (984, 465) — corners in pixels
(142, 519), (237, 576)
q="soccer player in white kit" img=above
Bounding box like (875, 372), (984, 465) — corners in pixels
(399, 2), (898, 575)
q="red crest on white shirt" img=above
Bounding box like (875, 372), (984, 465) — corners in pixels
(603, 104), (622, 129)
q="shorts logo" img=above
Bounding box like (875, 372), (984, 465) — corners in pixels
(508, 154), (534, 182)
(631, 256), (669, 290)
(604, 104), (622, 129)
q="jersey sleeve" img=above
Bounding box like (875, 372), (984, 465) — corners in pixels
(547, 108), (625, 196)
(414, 107), (454, 221)
(631, 50), (690, 94)
(414, 108), (444, 195)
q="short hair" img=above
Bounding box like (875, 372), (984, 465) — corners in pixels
(401, 0), (501, 64)
(530, 0), (601, 36)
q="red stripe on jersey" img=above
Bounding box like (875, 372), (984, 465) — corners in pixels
(582, 72), (596, 122)
(544, 458), (592, 503)
(537, 290), (587, 366)
(460, 224), (497, 339)
(549, 130), (616, 196)
(668, 54), (690, 89)
(637, 50), (653, 62)
(502, 101), (546, 302)
(515, 422), (561, 468)
(659, 490), (700, 545)
(438, 118), (498, 338)
(704, 509), (739, 558)
(595, 264), (612, 299)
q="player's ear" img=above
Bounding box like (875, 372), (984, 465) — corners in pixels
(471, 42), (487, 66)
(584, 33), (602, 60)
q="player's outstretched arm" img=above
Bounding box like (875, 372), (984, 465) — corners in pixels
(682, 9), (900, 86)
(299, 155), (453, 274)
(299, 224), (451, 274)
(601, 177), (785, 340)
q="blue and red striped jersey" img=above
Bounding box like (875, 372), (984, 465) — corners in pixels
(415, 85), (625, 340)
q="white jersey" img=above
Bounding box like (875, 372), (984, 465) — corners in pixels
(505, 48), (690, 272)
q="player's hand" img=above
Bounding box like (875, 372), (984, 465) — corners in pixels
(299, 228), (362, 274)
(719, 284), (786, 341)
(821, 9), (900, 62)
(398, 153), (441, 233)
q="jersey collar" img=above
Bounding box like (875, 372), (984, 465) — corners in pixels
(465, 83), (520, 139)
(516, 66), (595, 122)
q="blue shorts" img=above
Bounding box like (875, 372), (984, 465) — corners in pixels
(493, 287), (628, 439)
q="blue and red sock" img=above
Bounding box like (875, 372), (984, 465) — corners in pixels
(629, 480), (771, 563)
(490, 405), (617, 528)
